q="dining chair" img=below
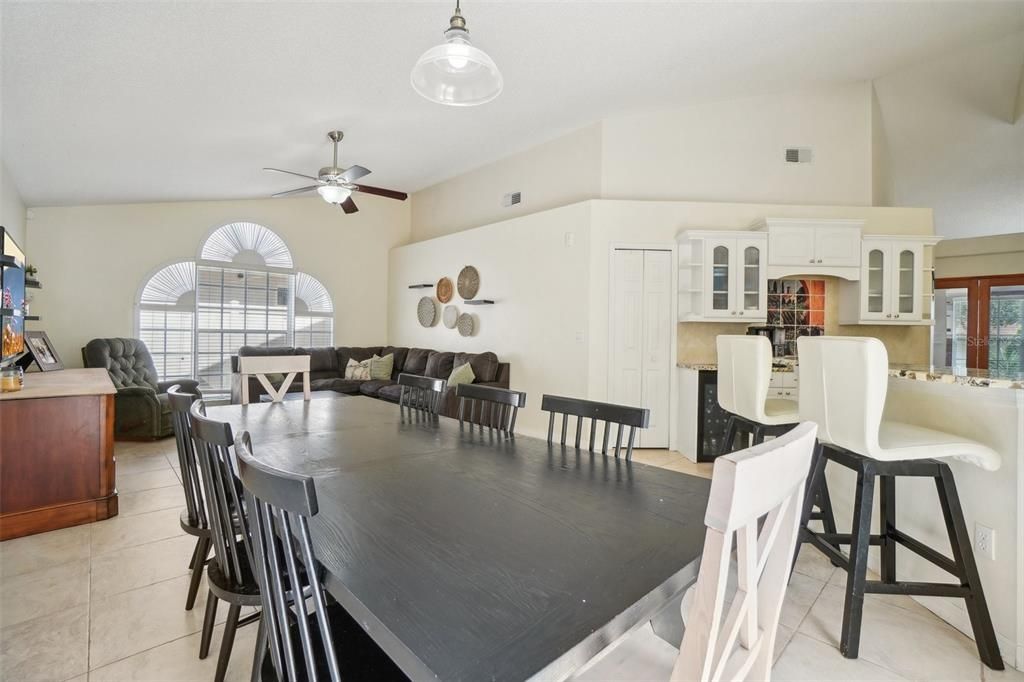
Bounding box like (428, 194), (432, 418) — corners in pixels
(234, 432), (408, 682)
(541, 395), (650, 460)
(239, 354), (311, 405)
(456, 383), (527, 435)
(166, 385), (210, 612)
(397, 373), (446, 418)
(188, 400), (262, 682)
(573, 422), (818, 682)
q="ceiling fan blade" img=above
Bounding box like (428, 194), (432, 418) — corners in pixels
(352, 184), (408, 201)
(271, 185), (319, 198)
(339, 197), (359, 214)
(263, 167), (320, 181)
(338, 165), (371, 183)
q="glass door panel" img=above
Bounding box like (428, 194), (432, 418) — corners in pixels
(867, 248), (885, 313)
(711, 244), (730, 311)
(742, 246), (760, 310)
(897, 249), (916, 314)
(934, 287), (969, 372)
(988, 285), (1023, 375)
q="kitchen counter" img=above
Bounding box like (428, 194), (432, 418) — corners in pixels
(677, 362), (1023, 388)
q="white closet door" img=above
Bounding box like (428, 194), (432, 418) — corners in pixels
(640, 250), (672, 447)
(611, 250), (645, 412)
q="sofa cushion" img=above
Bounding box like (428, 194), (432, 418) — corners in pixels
(376, 383), (404, 403)
(310, 377), (365, 394)
(380, 346), (409, 377)
(238, 346), (296, 358)
(297, 347), (338, 372)
(310, 370), (341, 382)
(424, 351), (455, 380)
(454, 352), (500, 383)
(403, 348), (433, 376)
(336, 346), (382, 371)
(84, 338), (161, 391)
(359, 379), (395, 398)
(370, 354), (394, 381)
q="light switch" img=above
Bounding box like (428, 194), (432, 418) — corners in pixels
(564, 232), (575, 247)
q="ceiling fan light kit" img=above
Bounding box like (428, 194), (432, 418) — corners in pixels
(411, 0), (503, 107)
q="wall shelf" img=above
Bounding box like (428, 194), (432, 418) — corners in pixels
(463, 299), (495, 306)
(408, 284), (434, 289)
(25, 280), (41, 290)
(24, 315), (39, 321)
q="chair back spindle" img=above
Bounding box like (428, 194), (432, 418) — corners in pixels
(456, 384), (527, 435)
(167, 385), (207, 529)
(541, 395), (649, 460)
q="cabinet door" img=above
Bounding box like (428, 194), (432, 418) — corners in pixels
(861, 243), (890, 321)
(703, 239), (735, 318)
(891, 242), (923, 321)
(815, 226), (861, 267)
(640, 251), (672, 447)
(735, 238), (767, 320)
(767, 225), (816, 267)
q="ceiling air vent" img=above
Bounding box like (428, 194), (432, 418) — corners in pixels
(785, 148), (813, 163)
(502, 191), (522, 207)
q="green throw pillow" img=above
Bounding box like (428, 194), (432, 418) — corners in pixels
(370, 353), (394, 381)
(448, 362), (475, 389)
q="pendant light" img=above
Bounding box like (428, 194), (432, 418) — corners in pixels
(410, 0), (503, 106)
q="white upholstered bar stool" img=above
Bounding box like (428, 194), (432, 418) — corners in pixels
(573, 422), (819, 682)
(794, 336), (1003, 670)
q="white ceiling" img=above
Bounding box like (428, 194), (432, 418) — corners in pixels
(3, 1), (1023, 207)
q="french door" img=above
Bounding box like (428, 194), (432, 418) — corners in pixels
(934, 274), (1024, 373)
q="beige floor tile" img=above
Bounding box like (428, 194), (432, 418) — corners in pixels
(632, 449), (714, 479)
(90, 506), (186, 556)
(826, 564), (934, 616)
(984, 662), (1024, 680)
(792, 545), (838, 583)
(118, 485), (186, 517)
(89, 574), (228, 669)
(798, 584), (983, 681)
(116, 453), (173, 476)
(0, 558), (90, 629)
(0, 525), (91, 579)
(64, 675), (88, 682)
(91, 534), (199, 599)
(115, 439), (177, 458)
(779, 572), (827, 630)
(89, 619), (258, 681)
(0, 604), (89, 682)
(117, 468), (181, 494)
(773, 632), (909, 680)
(773, 624), (796, 664)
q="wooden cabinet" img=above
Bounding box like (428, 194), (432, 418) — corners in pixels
(678, 231), (766, 322)
(839, 236), (938, 325)
(756, 218), (863, 279)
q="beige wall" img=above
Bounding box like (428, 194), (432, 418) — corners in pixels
(1, 160), (27, 248)
(934, 232), (1024, 278)
(388, 202), (592, 439)
(410, 124), (602, 243)
(28, 195), (410, 369)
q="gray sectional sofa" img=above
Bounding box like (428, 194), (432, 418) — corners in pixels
(230, 345), (509, 419)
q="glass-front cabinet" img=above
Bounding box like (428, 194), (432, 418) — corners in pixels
(840, 237), (928, 324)
(677, 231), (767, 322)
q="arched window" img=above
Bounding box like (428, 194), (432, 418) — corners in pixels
(136, 223), (333, 397)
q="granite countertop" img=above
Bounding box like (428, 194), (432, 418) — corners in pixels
(677, 362), (1023, 389)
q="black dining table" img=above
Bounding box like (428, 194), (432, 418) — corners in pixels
(208, 396), (711, 682)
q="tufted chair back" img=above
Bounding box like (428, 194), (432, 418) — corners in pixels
(84, 338), (160, 390)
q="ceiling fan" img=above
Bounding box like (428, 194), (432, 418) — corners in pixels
(264, 131), (408, 214)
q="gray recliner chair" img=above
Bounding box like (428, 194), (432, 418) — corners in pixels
(83, 338), (201, 440)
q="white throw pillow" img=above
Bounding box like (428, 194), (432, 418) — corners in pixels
(345, 357), (372, 380)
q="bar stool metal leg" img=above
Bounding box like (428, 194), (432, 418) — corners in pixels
(879, 475), (896, 584)
(840, 461), (876, 659)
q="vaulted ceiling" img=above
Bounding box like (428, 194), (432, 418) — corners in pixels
(3, 1), (1022, 206)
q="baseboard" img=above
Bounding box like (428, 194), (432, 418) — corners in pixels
(911, 596), (1020, 671)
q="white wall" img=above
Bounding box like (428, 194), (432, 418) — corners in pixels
(389, 202), (592, 438)
(1, 159), (27, 248)
(410, 124), (602, 243)
(874, 31), (1024, 238)
(600, 83), (874, 207)
(28, 196), (410, 369)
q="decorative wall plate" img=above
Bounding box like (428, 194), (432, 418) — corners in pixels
(436, 277), (454, 303)
(443, 305), (459, 329)
(457, 313), (474, 337)
(417, 296), (437, 327)
(457, 265), (480, 300)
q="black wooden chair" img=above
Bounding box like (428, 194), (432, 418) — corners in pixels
(541, 395), (650, 460)
(456, 384), (526, 436)
(188, 400), (261, 682)
(166, 386), (210, 612)
(235, 432), (408, 682)
(397, 373), (446, 418)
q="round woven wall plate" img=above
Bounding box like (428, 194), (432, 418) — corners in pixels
(457, 266), (480, 300)
(443, 305), (459, 329)
(436, 277), (453, 303)
(457, 313), (474, 337)
(417, 296), (437, 327)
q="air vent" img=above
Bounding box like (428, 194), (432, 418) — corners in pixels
(785, 148), (813, 163)
(502, 191), (522, 207)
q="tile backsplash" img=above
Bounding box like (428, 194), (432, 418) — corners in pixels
(767, 279), (826, 356)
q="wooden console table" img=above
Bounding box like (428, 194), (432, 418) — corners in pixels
(0, 368), (118, 540)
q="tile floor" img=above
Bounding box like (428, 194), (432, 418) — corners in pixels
(0, 440), (1019, 681)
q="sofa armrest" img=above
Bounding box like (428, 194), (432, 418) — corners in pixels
(158, 379), (201, 396)
(116, 385), (158, 398)
(114, 385), (161, 437)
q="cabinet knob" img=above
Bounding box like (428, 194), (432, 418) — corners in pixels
(739, 311), (744, 316)
(809, 259), (815, 264)
(886, 314), (892, 318)
(817, 259), (823, 263)
(731, 311), (737, 315)
(895, 314), (900, 319)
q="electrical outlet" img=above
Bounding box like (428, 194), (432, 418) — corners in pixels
(975, 523), (995, 560)
(564, 231), (576, 247)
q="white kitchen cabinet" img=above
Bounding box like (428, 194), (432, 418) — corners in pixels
(754, 218), (863, 279)
(678, 231), (766, 322)
(768, 372), (798, 400)
(839, 236), (940, 325)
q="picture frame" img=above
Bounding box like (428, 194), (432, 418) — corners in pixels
(24, 330), (63, 372)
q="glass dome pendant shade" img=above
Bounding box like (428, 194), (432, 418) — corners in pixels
(410, 1), (503, 106)
(317, 184), (351, 204)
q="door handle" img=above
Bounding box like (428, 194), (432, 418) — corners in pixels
(808, 258), (815, 264)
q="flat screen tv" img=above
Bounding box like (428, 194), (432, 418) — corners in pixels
(1, 227), (26, 367)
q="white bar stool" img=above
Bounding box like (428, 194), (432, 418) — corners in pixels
(794, 336), (1003, 669)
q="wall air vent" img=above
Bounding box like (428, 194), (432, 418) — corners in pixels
(785, 148), (813, 163)
(502, 191), (522, 207)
